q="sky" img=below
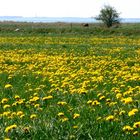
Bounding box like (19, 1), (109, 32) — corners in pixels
(0, 0), (140, 18)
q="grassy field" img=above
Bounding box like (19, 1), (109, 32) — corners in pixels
(0, 22), (140, 140)
(0, 21), (140, 36)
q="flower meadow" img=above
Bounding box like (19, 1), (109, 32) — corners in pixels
(0, 36), (140, 140)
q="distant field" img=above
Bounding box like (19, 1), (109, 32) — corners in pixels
(0, 21), (140, 36)
(0, 22), (140, 140)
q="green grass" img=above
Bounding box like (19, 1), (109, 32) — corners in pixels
(0, 22), (140, 140)
(0, 21), (140, 37)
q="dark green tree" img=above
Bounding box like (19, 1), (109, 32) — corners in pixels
(96, 5), (120, 28)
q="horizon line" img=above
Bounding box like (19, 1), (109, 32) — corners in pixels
(0, 16), (140, 19)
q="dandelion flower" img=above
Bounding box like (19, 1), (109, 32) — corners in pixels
(30, 114), (37, 119)
(105, 115), (115, 121)
(116, 93), (122, 99)
(1, 98), (9, 104)
(73, 113), (80, 119)
(4, 138), (11, 140)
(17, 111), (23, 116)
(133, 121), (140, 128)
(73, 125), (78, 129)
(57, 112), (64, 117)
(61, 117), (69, 122)
(20, 114), (25, 118)
(133, 131), (139, 136)
(30, 96), (39, 102)
(99, 95), (105, 101)
(57, 101), (67, 106)
(128, 108), (138, 117)
(14, 95), (20, 100)
(4, 84), (12, 89)
(119, 110), (126, 115)
(87, 100), (92, 105)
(122, 97), (133, 104)
(92, 100), (100, 106)
(34, 104), (40, 108)
(3, 104), (10, 109)
(123, 125), (133, 131)
(5, 124), (17, 133)
(42, 95), (53, 101)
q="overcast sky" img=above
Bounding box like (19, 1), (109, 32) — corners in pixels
(0, 0), (140, 18)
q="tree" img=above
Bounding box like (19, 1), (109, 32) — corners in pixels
(96, 5), (120, 28)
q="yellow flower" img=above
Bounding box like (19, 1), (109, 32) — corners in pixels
(11, 112), (16, 117)
(57, 101), (67, 106)
(108, 102), (117, 107)
(1, 98), (9, 104)
(119, 110), (126, 115)
(57, 112), (64, 117)
(128, 108), (138, 117)
(30, 96), (39, 102)
(133, 121), (140, 128)
(33, 93), (38, 96)
(73, 113), (80, 119)
(116, 93), (122, 99)
(14, 95), (20, 100)
(5, 124), (17, 133)
(4, 84), (12, 89)
(123, 125), (133, 131)
(132, 108), (138, 112)
(3, 104), (10, 109)
(97, 93), (102, 97)
(106, 98), (111, 102)
(99, 95), (105, 101)
(42, 95), (53, 101)
(61, 117), (69, 122)
(30, 114), (37, 119)
(133, 131), (139, 136)
(122, 97), (133, 104)
(3, 111), (11, 117)
(12, 102), (18, 106)
(92, 100), (100, 106)
(73, 125), (78, 129)
(105, 115), (115, 121)
(87, 100), (92, 105)
(34, 104), (40, 108)
(80, 88), (87, 94)
(128, 111), (135, 116)
(20, 114), (25, 118)
(17, 111), (23, 116)
(17, 99), (25, 104)
(4, 138), (11, 140)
